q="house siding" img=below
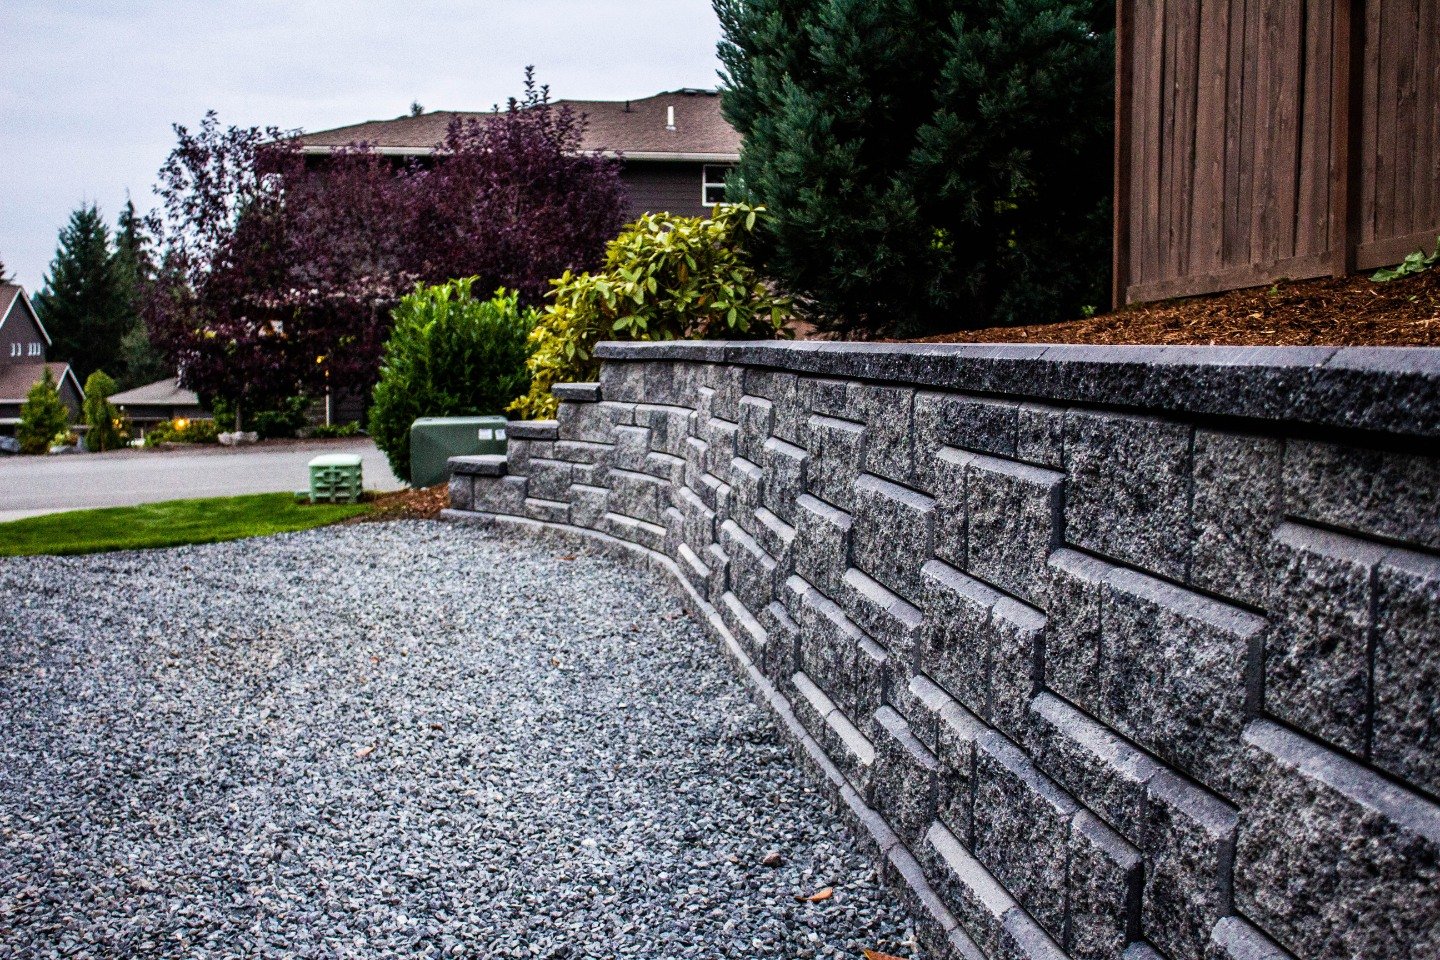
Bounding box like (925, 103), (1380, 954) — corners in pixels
(0, 297), (46, 364)
(620, 160), (715, 220)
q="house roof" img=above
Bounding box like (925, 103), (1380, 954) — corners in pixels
(0, 362), (82, 404)
(109, 376), (199, 407)
(0, 283), (52, 346)
(297, 90), (741, 162)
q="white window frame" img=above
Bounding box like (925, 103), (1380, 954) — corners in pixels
(28, 342), (40, 357)
(8, 343), (17, 358)
(702, 165), (732, 207)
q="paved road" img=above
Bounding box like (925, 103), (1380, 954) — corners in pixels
(0, 439), (404, 523)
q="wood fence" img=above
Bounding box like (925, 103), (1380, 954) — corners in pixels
(1113, 0), (1440, 305)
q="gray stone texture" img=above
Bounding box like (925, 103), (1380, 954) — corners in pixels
(446, 345), (1440, 960)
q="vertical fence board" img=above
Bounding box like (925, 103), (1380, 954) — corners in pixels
(1117, 0), (1440, 303)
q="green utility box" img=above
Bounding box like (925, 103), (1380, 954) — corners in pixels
(308, 453), (364, 503)
(409, 416), (508, 488)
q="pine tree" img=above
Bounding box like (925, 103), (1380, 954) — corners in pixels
(113, 198), (170, 388)
(83, 370), (127, 452)
(0, 255), (11, 282)
(716, 0), (1114, 336)
(33, 204), (132, 382)
(17, 368), (71, 455)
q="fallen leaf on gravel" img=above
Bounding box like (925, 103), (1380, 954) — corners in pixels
(428, 723), (444, 731)
(863, 950), (905, 960)
(368, 656), (380, 664)
(558, 554), (576, 561)
(797, 886), (833, 903)
(550, 656), (562, 667)
(355, 745), (375, 759)
(761, 852), (783, 867)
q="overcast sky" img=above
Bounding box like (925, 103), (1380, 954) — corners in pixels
(1, 0), (726, 293)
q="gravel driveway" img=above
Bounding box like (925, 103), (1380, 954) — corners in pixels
(0, 522), (917, 959)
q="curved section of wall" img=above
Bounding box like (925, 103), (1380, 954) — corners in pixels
(445, 342), (1440, 960)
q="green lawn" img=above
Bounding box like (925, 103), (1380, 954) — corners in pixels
(0, 493), (371, 558)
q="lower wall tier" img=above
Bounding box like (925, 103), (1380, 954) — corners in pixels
(446, 342), (1440, 960)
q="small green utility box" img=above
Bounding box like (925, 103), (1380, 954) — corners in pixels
(409, 416), (508, 488)
(307, 453), (364, 503)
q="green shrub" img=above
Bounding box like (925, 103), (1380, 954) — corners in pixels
(82, 370), (128, 452)
(509, 204), (789, 420)
(369, 280), (536, 483)
(144, 417), (220, 447)
(212, 395), (311, 438)
(310, 421), (364, 439)
(18, 368), (71, 455)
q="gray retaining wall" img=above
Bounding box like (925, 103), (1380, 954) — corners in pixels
(445, 342), (1440, 960)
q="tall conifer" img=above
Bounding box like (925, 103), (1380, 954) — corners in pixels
(34, 205), (131, 381)
(716, 0), (1114, 335)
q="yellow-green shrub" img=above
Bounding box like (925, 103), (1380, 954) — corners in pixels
(509, 204), (789, 419)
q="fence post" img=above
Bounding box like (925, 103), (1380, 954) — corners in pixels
(1112, 0), (1135, 307)
(1329, 0), (1364, 277)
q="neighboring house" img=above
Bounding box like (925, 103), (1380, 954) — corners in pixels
(0, 284), (83, 432)
(109, 377), (207, 435)
(298, 89), (740, 221)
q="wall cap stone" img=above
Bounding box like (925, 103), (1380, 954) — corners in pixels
(507, 419), (559, 440)
(448, 454), (507, 477)
(552, 382), (602, 402)
(593, 341), (1440, 438)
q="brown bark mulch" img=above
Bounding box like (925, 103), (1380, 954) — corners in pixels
(902, 268), (1440, 347)
(346, 484), (450, 523)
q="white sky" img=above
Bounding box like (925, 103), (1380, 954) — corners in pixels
(0, 0), (726, 293)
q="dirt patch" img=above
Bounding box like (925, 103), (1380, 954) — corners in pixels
(901, 269), (1440, 346)
(348, 484), (449, 523)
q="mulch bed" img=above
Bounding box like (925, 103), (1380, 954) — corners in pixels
(347, 483), (450, 523)
(902, 269), (1440, 347)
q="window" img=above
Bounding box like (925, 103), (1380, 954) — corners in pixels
(28, 343), (41, 357)
(8, 343), (17, 358)
(702, 165), (732, 207)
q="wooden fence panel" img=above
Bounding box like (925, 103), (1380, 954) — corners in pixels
(1115, 0), (1440, 305)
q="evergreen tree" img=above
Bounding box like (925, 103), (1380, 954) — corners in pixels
(716, 0), (1114, 336)
(83, 369), (127, 452)
(0, 255), (11, 282)
(34, 204), (132, 381)
(113, 198), (170, 388)
(17, 368), (71, 454)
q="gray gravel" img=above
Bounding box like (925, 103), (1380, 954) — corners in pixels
(0, 521), (920, 959)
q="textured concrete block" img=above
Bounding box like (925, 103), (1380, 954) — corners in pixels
(1043, 549), (1110, 707)
(745, 368), (803, 444)
(552, 439), (612, 467)
(1100, 566), (1261, 790)
(606, 468), (669, 526)
(1016, 402), (1065, 469)
(611, 424), (652, 471)
(473, 474), (527, 515)
(935, 697), (985, 845)
(841, 566), (923, 669)
(963, 453), (1062, 606)
(599, 361), (645, 403)
(914, 391), (1020, 474)
(701, 416), (739, 478)
(449, 454), (507, 477)
(871, 706), (939, 846)
(720, 518), (778, 613)
(1027, 692), (1159, 840)
(1235, 719), (1440, 960)
(929, 446), (972, 569)
(760, 436), (807, 525)
(641, 451), (685, 488)
(1190, 430), (1282, 606)
(552, 381), (601, 402)
(795, 375), (850, 421)
(728, 456), (764, 535)
(973, 731), (1077, 939)
(792, 670), (876, 793)
(736, 395), (774, 463)
(1065, 410), (1192, 581)
(674, 485), (715, 556)
(1267, 522), (1380, 757)
(1140, 767), (1238, 960)
(720, 590), (768, 661)
(855, 384), (916, 484)
(526, 457), (574, 501)
(507, 437), (552, 475)
(1372, 547), (1440, 794)
(754, 506), (796, 580)
(633, 403), (693, 457)
(794, 493), (852, 598)
(1205, 917), (1292, 960)
(557, 399), (631, 443)
(604, 511), (667, 552)
(447, 473), (473, 511)
(1067, 810), (1141, 960)
(806, 414), (866, 510)
(523, 496), (569, 524)
(852, 473), (937, 602)
(1282, 439), (1440, 550)
(797, 585), (885, 731)
(568, 483), (609, 530)
(757, 599), (800, 685)
(507, 419), (559, 441)
(710, 364), (745, 421)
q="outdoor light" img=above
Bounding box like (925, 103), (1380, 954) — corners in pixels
(174, 418), (189, 430)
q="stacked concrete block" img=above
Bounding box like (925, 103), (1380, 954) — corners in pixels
(446, 343), (1440, 960)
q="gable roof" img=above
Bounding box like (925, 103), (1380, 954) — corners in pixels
(297, 90), (740, 162)
(0, 362), (82, 404)
(109, 377), (198, 407)
(0, 284), (51, 346)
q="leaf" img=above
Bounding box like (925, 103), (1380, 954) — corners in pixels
(863, 950), (906, 960)
(355, 744), (376, 759)
(796, 886), (833, 903)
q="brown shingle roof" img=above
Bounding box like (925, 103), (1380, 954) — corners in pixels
(0, 362), (75, 403)
(297, 90), (740, 160)
(109, 377), (199, 407)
